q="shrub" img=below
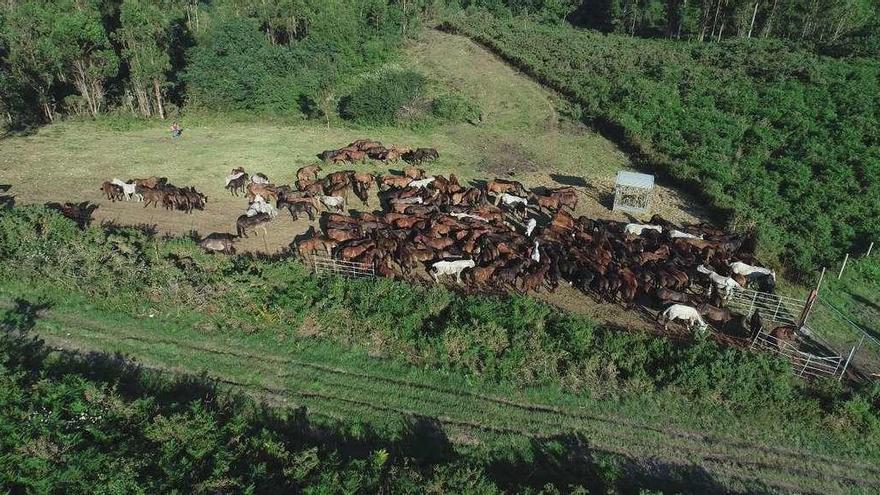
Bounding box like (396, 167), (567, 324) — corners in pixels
(339, 68), (428, 125)
(431, 93), (481, 123)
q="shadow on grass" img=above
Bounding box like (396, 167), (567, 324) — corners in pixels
(1, 297), (741, 493)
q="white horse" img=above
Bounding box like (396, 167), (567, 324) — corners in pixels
(730, 261), (776, 282)
(624, 223), (662, 236)
(111, 178), (143, 202)
(498, 193), (528, 207)
(408, 177), (436, 189)
(525, 217), (537, 237)
(251, 173), (270, 185)
(391, 196), (423, 205)
(697, 265), (742, 297)
(246, 195), (277, 218)
(430, 259), (475, 283)
(659, 304), (708, 332)
(670, 229), (704, 239)
(317, 195), (346, 213)
(450, 212), (489, 222)
(225, 171), (245, 187)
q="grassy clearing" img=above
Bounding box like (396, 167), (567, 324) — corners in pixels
(0, 29), (703, 229)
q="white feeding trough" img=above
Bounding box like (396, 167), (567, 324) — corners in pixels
(612, 171), (654, 215)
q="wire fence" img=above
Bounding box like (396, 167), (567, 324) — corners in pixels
(726, 287), (805, 326)
(308, 255), (376, 279)
(750, 330), (844, 379)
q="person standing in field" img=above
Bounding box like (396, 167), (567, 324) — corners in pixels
(171, 121), (182, 139)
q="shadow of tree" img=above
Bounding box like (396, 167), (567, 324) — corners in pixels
(549, 173), (589, 188)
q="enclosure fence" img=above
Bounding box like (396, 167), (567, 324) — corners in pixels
(726, 287), (805, 326)
(727, 286), (852, 379)
(750, 330), (845, 379)
(307, 254), (375, 279)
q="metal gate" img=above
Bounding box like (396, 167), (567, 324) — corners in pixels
(750, 330), (845, 379)
(727, 287), (849, 379)
(308, 254), (376, 279)
(726, 287), (806, 326)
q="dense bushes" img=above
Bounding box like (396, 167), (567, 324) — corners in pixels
(339, 69), (429, 124)
(445, 14), (880, 276)
(431, 92), (481, 122)
(339, 68), (482, 126)
(0, 317), (514, 493)
(3, 206), (880, 429)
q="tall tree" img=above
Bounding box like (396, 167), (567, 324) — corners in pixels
(51, 0), (118, 116)
(1, 1), (61, 122)
(116, 0), (175, 118)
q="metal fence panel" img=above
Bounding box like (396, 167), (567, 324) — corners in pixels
(727, 287), (805, 326)
(307, 255), (375, 279)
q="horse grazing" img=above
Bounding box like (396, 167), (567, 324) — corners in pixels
(198, 233), (236, 254)
(659, 304), (708, 333)
(317, 195), (346, 213)
(236, 212), (271, 238)
(430, 259), (475, 283)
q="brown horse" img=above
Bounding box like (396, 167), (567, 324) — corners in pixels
(296, 164), (322, 184)
(100, 181), (124, 201)
(246, 183), (278, 202)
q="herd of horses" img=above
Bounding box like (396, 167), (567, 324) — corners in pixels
(100, 176), (207, 213)
(317, 139), (439, 165)
(77, 139), (787, 339)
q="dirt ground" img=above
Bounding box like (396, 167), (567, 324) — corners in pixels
(2, 157), (713, 334)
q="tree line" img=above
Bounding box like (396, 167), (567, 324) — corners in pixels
(447, 13), (880, 275)
(464, 0), (878, 51)
(0, 0), (431, 128)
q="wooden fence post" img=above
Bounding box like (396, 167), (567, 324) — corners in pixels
(838, 253), (850, 279)
(839, 344), (858, 382)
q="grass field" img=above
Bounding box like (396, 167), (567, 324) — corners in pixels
(0, 30), (705, 251)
